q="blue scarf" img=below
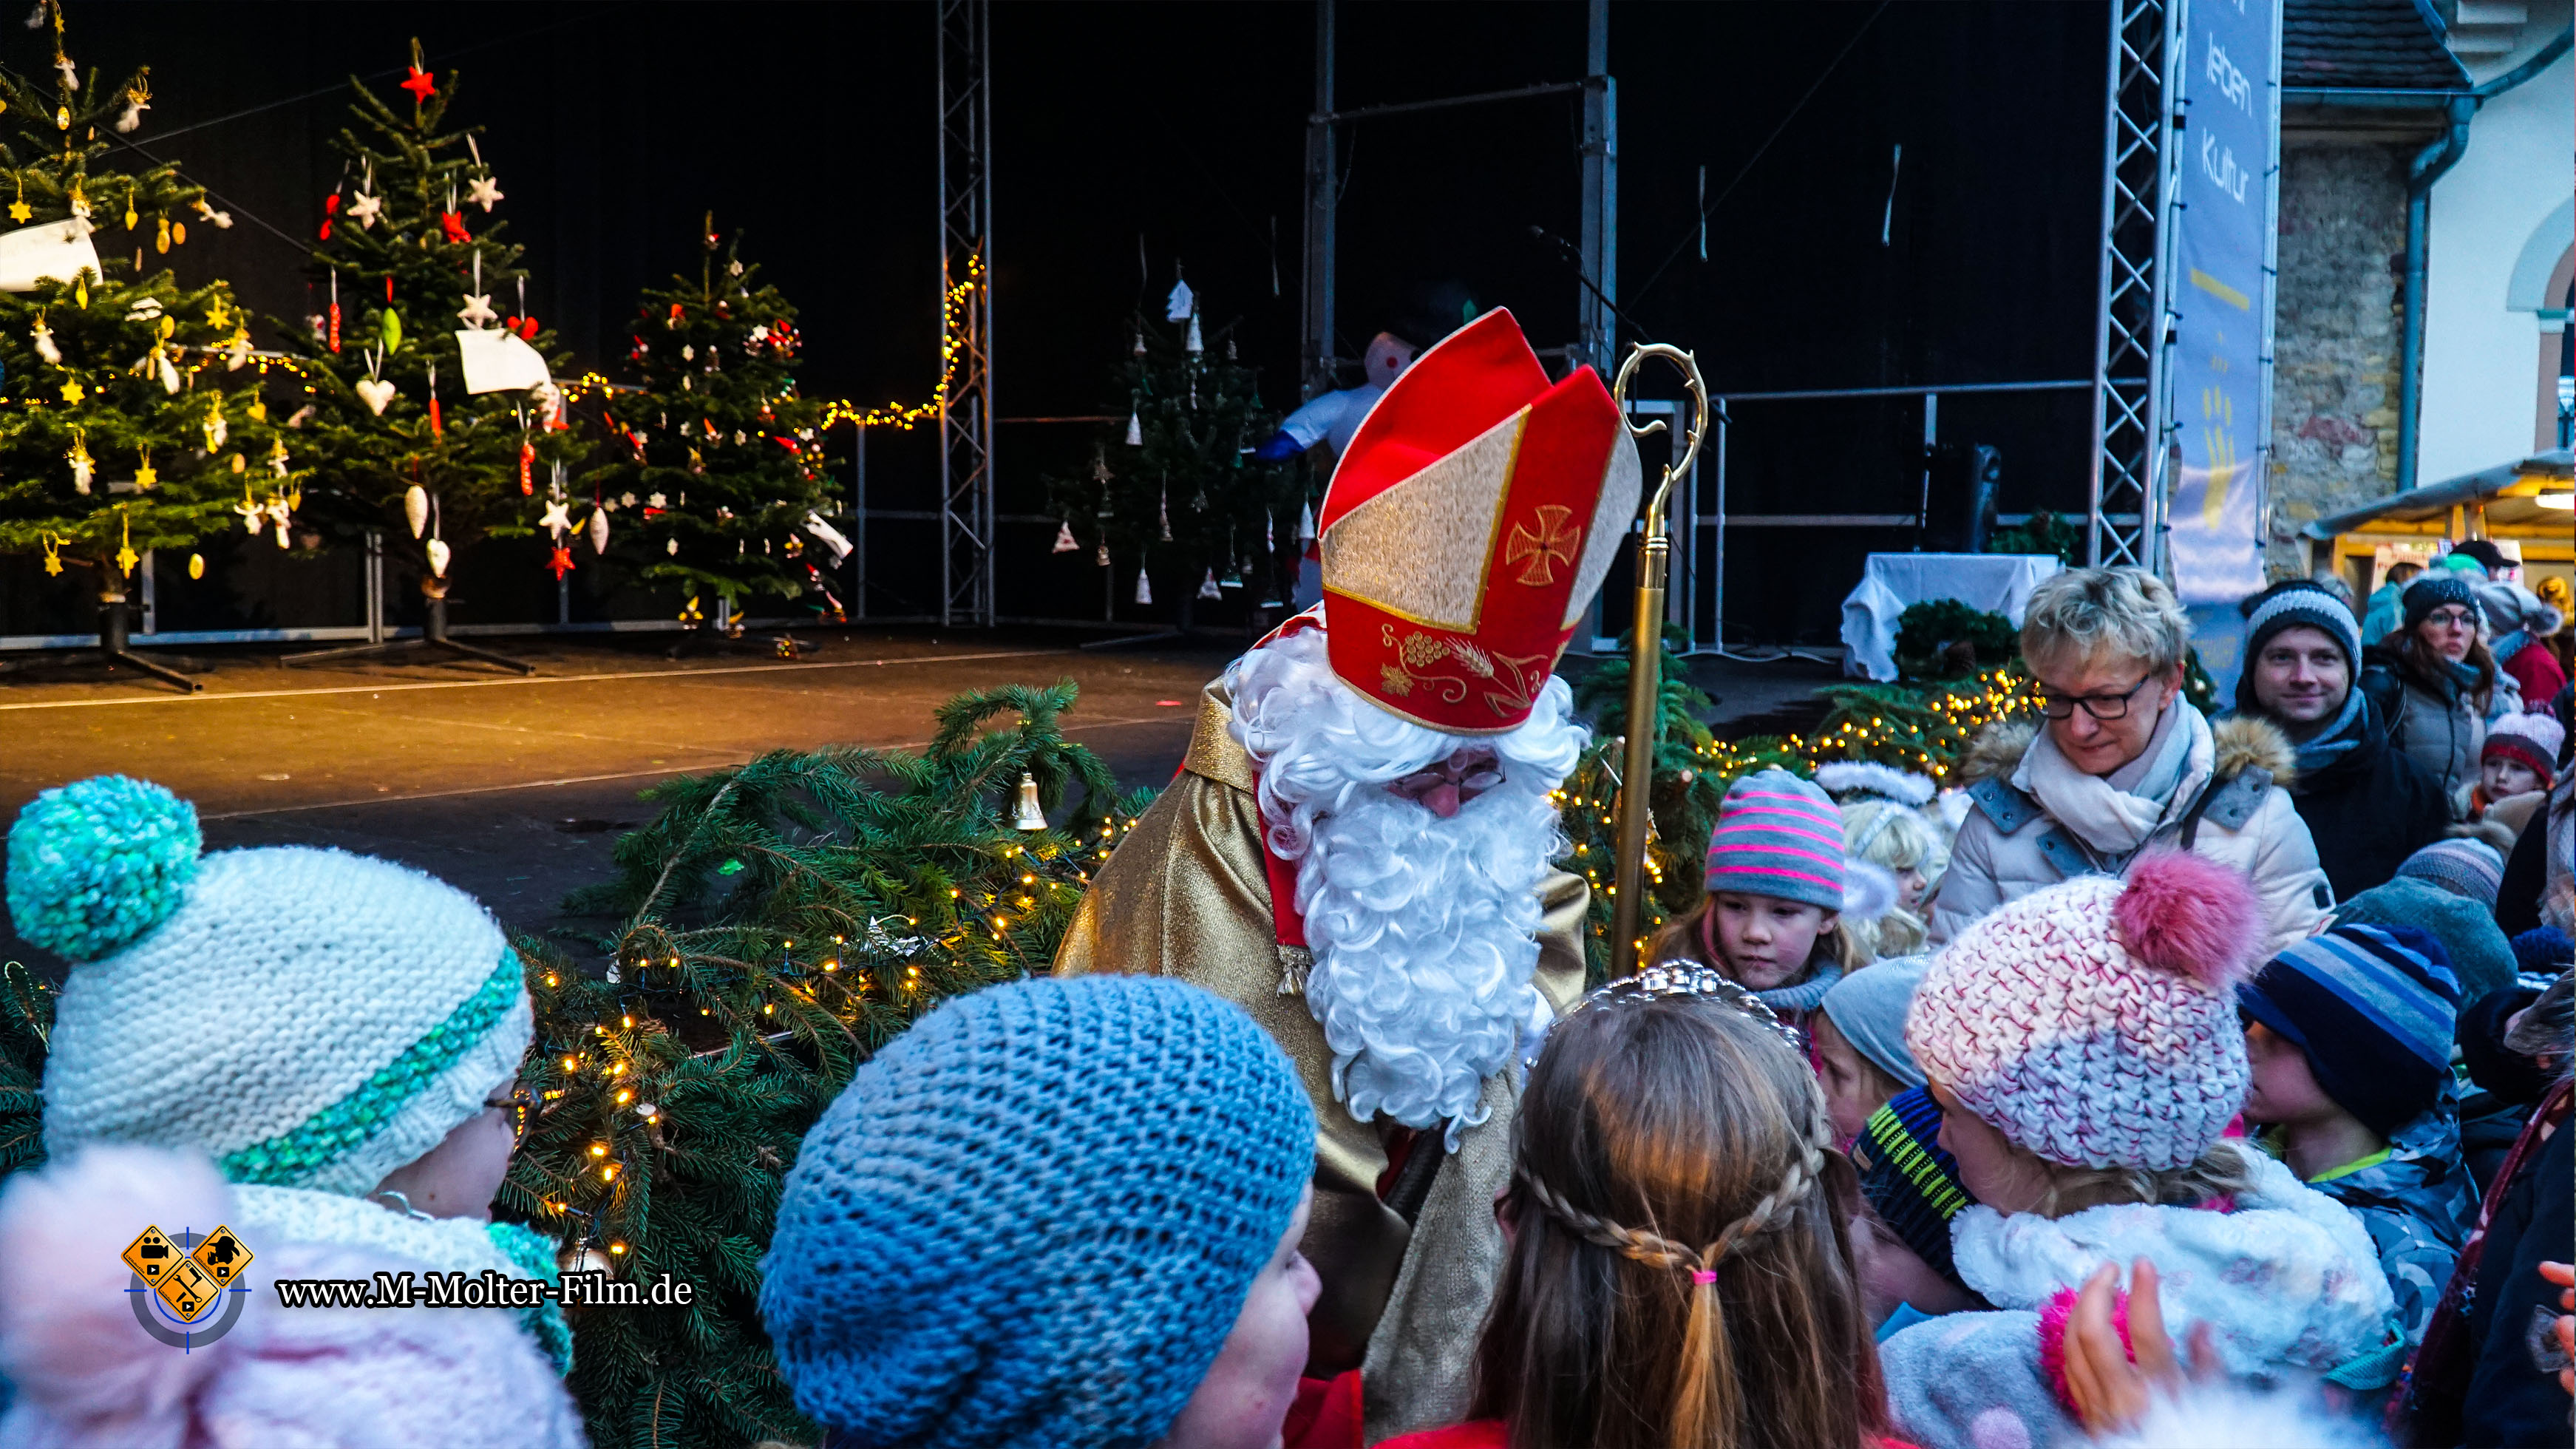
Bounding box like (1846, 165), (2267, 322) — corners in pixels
(2289, 688), (2367, 775)
(2492, 629), (2530, 666)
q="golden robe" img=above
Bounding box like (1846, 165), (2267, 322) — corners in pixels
(1054, 679), (1588, 1442)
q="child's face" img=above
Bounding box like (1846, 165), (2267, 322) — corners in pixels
(1849, 1212), (1983, 1325)
(1812, 1014), (1890, 1144)
(1157, 1184), (1320, 1449)
(1928, 1081), (2053, 1217)
(1892, 866), (1928, 912)
(2483, 756), (2543, 800)
(1707, 892), (1836, 992)
(370, 1084), (520, 1221)
(2241, 1020), (2337, 1127)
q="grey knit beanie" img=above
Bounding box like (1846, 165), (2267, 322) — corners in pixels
(761, 975), (1316, 1449)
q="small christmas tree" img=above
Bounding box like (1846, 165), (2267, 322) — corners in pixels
(589, 218), (841, 631)
(279, 40), (574, 628)
(1044, 277), (1300, 625)
(0, 3), (299, 686)
(506, 681), (1154, 1448)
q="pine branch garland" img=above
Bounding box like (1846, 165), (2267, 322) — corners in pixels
(512, 679), (1155, 1448)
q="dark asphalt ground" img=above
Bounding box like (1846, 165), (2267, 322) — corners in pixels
(0, 625), (1840, 968)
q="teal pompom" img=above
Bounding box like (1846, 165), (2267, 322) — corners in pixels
(6, 775), (201, 961)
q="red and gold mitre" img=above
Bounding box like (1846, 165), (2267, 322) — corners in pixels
(1316, 308), (1640, 733)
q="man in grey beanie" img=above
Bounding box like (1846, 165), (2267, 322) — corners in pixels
(2234, 579), (2447, 898)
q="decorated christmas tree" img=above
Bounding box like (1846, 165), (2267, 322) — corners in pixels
(504, 682), (1153, 1448)
(0, 2), (300, 687)
(1044, 275), (1301, 625)
(277, 40), (574, 639)
(589, 218), (843, 634)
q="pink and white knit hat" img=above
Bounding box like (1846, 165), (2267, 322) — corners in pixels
(1905, 852), (2263, 1172)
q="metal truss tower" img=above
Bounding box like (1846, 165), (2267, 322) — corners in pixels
(937, 0), (996, 627)
(2087, 0), (2178, 570)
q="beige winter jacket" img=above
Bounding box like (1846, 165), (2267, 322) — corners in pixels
(1927, 711), (2331, 957)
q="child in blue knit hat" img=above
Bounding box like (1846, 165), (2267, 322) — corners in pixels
(2239, 923), (2475, 1351)
(761, 974), (1331, 1449)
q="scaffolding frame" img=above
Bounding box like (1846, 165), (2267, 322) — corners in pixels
(937, 0), (996, 628)
(2087, 0), (2180, 570)
(1301, 0), (1614, 398)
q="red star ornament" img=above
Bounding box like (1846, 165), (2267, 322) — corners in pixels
(401, 65), (438, 103)
(546, 544), (576, 580)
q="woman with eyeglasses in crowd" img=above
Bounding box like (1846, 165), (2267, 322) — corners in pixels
(2359, 572), (2508, 816)
(1926, 566), (2330, 957)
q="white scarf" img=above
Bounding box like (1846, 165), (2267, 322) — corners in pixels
(2013, 700), (2212, 857)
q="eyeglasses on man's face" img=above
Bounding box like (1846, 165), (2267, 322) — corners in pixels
(2026, 673), (2155, 720)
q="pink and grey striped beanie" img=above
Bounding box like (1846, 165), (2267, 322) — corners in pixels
(1906, 851), (2265, 1172)
(1704, 768), (1845, 912)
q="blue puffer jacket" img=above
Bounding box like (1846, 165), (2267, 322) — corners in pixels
(2297, 1082), (2480, 1349)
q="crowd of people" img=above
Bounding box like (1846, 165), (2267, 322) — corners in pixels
(0, 308), (2563, 1449)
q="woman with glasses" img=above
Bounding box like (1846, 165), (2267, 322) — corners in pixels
(2358, 574), (2504, 815)
(1926, 567), (2329, 956)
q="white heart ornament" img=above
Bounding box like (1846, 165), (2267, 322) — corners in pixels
(356, 377), (398, 416)
(425, 537), (451, 578)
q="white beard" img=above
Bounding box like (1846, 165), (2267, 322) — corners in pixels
(1226, 627), (1586, 1143)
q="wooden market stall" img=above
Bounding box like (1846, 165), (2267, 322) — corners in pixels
(2303, 447), (2574, 600)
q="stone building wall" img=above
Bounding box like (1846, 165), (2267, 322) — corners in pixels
(2268, 141), (2407, 577)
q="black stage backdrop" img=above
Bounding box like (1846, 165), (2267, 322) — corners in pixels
(2, 2), (2104, 644)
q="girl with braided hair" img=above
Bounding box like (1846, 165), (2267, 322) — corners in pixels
(1379, 965), (1911, 1449)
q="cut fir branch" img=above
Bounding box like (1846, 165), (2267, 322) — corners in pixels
(590, 219), (839, 614)
(0, 7), (295, 589)
(1044, 296), (1302, 618)
(274, 41), (575, 577)
(506, 680), (1156, 1449)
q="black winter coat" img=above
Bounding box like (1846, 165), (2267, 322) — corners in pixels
(2283, 698), (2450, 901)
(2459, 1110), (2572, 1449)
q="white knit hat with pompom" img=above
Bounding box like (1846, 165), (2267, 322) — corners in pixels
(6, 775), (529, 1196)
(1905, 851), (2263, 1172)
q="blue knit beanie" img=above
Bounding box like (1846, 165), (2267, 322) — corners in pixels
(2333, 878), (2516, 1002)
(2238, 924), (2461, 1136)
(760, 975), (1315, 1449)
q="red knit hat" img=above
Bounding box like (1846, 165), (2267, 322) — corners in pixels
(1316, 308), (1639, 733)
(2481, 711), (2562, 787)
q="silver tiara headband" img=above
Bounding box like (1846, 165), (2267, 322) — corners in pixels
(1566, 962), (1804, 1052)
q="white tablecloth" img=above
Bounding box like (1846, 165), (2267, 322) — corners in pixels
(1839, 553), (2063, 681)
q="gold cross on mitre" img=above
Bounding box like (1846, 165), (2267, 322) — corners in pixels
(1503, 503), (1581, 587)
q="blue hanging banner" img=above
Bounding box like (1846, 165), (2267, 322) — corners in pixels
(2165, 0), (2277, 605)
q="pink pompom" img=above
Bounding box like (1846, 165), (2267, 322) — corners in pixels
(2113, 850), (2263, 990)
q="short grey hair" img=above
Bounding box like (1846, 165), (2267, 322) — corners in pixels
(2019, 566), (2192, 676)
